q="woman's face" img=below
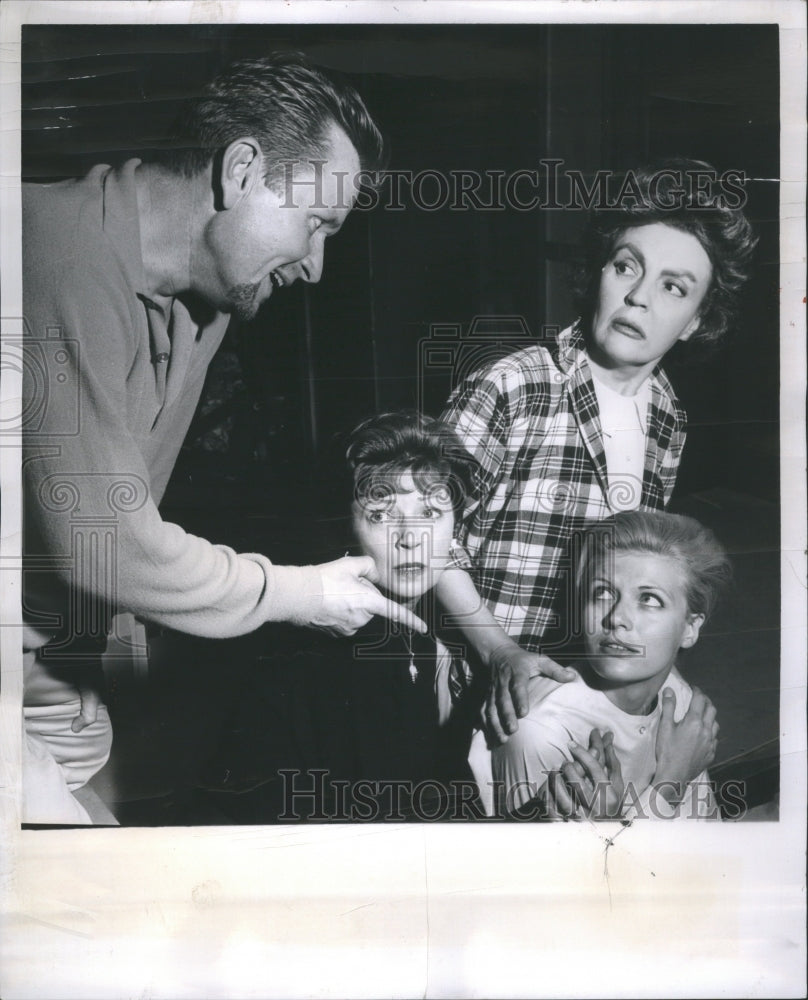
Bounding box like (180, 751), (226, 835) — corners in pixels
(583, 550), (703, 691)
(589, 222), (713, 373)
(352, 470), (455, 606)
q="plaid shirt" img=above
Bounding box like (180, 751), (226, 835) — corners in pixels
(441, 322), (687, 651)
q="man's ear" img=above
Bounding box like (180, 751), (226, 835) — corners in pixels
(219, 138), (263, 209)
(680, 612), (705, 649)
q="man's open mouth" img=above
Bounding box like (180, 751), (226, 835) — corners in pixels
(270, 270), (286, 289)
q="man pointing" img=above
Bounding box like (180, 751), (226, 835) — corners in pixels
(22, 52), (420, 823)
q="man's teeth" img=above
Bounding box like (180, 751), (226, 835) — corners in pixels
(270, 271), (285, 289)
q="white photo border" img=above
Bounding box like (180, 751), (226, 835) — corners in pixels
(1, 2), (805, 998)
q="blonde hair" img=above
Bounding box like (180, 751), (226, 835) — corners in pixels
(578, 510), (731, 620)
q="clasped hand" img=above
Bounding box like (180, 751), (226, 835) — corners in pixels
(541, 729), (626, 821)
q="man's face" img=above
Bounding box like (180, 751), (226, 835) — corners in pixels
(201, 123), (361, 320)
(589, 222), (713, 373)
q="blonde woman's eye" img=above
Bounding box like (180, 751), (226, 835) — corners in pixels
(591, 585), (613, 602)
(366, 509), (388, 524)
(639, 592), (663, 608)
(421, 506), (441, 519)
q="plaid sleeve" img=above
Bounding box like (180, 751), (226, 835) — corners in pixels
(447, 538), (474, 570)
(441, 366), (520, 504)
(661, 418), (687, 506)
(655, 379), (688, 507)
(645, 368), (688, 509)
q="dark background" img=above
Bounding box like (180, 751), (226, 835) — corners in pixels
(22, 23), (780, 822)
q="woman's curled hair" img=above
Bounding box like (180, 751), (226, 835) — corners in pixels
(571, 158), (758, 347)
(346, 411), (479, 517)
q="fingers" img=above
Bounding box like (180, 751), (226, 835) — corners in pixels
(495, 672), (521, 735)
(559, 761), (590, 820)
(484, 683), (511, 747)
(489, 645), (532, 720)
(603, 739), (624, 786)
(375, 595), (427, 635)
(567, 740), (608, 785)
(350, 554), (380, 584)
(658, 686), (676, 736)
(687, 686), (716, 721)
(588, 727), (606, 763)
(545, 770), (578, 821)
(72, 685), (101, 733)
(510, 670), (530, 720)
(536, 656), (578, 685)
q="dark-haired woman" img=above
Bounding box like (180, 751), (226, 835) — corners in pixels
(441, 159), (756, 736)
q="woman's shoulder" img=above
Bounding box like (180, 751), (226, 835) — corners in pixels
(522, 668), (594, 718)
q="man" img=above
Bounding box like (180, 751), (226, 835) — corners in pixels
(21, 52), (425, 824)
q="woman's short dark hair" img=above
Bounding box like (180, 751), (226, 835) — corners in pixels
(346, 411), (479, 518)
(158, 51), (385, 185)
(571, 158), (757, 346)
(577, 510), (732, 621)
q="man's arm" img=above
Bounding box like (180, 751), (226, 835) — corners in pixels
(23, 265), (424, 640)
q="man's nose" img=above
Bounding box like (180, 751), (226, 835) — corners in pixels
(300, 238), (325, 283)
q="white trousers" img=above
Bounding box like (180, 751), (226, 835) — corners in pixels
(23, 650), (113, 825)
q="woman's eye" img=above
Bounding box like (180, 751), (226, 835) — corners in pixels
(420, 506), (441, 520)
(366, 509), (388, 524)
(591, 585), (613, 602)
(613, 258), (636, 276)
(664, 281), (686, 298)
(639, 592), (663, 608)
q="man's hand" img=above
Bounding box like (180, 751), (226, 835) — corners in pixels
(485, 643), (576, 745)
(542, 728), (624, 821)
(310, 556), (427, 636)
(653, 686), (719, 804)
(72, 661), (105, 733)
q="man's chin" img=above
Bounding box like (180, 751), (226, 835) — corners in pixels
(226, 282), (265, 321)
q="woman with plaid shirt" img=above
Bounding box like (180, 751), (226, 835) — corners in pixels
(438, 159), (756, 743)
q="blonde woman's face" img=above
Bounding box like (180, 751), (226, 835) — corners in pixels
(583, 551), (704, 689)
